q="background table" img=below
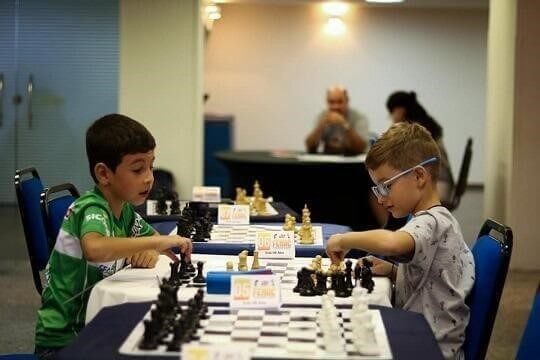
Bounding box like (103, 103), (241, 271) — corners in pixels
(86, 254), (392, 324)
(60, 302), (443, 360)
(151, 221), (362, 258)
(216, 151), (379, 231)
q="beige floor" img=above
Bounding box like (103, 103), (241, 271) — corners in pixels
(0, 188), (538, 358)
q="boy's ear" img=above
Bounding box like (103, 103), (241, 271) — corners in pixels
(414, 166), (428, 187)
(94, 162), (112, 185)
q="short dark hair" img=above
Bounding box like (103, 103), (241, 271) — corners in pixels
(86, 114), (156, 183)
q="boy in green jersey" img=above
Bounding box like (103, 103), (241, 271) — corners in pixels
(34, 114), (193, 359)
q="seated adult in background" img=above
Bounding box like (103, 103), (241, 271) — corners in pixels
(305, 86), (369, 155)
(386, 91), (455, 204)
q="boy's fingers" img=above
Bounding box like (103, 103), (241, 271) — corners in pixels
(162, 249), (178, 263)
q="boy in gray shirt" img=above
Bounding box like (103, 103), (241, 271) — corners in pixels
(326, 122), (474, 359)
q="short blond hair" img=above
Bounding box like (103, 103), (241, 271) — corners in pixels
(366, 122), (441, 180)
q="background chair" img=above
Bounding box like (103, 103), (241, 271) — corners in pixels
(444, 137), (473, 211)
(464, 219), (513, 360)
(14, 167), (48, 295)
(516, 283), (540, 359)
(40, 183), (80, 248)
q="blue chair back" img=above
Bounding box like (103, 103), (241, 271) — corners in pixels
(14, 168), (48, 295)
(40, 183), (80, 246)
(516, 283), (540, 359)
(464, 219), (513, 360)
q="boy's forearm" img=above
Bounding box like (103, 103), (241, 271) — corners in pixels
(339, 230), (409, 256)
(82, 235), (167, 263)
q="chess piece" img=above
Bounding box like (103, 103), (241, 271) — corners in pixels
(345, 259), (354, 291)
(192, 261), (206, 284)
(299, 267), (316, 296)
(202, 211), (213, 238)
(176, 216), (193, 238)
(238, 250), (248, 271)
(235, 187), (249, 205)
(361, 258), (375, 293)
(251, 250), (260, 270)
(293, 270), (303, 293)
(252, 180), (267, 214)
(170, 194), (181, 215)
(226, 261), (234, 271)
(314, 271), (328, 295)
(192, 219), (206, 242)
(299, 217), (314, 244)
(315, 255), (323, 272)
(156, 187), (168, 215)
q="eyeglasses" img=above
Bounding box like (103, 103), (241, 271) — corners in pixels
(371, 157), (438, 198)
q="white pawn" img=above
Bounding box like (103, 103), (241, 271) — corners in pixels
(357, 322), (380, 356)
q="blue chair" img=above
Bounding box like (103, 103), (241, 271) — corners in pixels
(516, 283), (540, 359)
(464, 219), (513, 360)
(40, 183), (80, 246)
(14, 167), (48, 295)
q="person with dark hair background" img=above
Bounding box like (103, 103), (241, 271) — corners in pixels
(386, 91), (454, 204)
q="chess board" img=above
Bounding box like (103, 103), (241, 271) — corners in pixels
(119, 306), (393, 359)
(207, 224), (324, 246)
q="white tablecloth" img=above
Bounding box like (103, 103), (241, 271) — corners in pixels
(86, 254), (392, 324)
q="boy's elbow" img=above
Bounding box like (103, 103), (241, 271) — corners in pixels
(82, 240), (107, 262)
(381, 233), (413, 256)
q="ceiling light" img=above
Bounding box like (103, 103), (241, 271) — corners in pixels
(323, 2), (349, 17)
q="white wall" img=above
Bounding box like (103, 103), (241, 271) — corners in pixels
(507, 0), (540, 271)
(119, 0), (203, 198)
(204, 3), (488, 184)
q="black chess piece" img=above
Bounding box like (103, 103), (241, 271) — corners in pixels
(293, 270), (303, 293)
(139, 319), (160, 350)
(192, 261), (206, 284)
(167, 320), (185, 351)
(176, 216), (193, 238)
(191, 219), (206, 242)
(169, 262), (181, 286)
(178, 253), (192, 281)
(314, 271), (328, 295)
(299, 268), (316, 296)
(202, 211), (213, 238)
(156, 197), (168, 216)
(361, 258), (375, 294)
(170, 193), (181, 215)
(354, 260), (362, 287)
(345, 259), (354, 291)
(335, 273), (350, 297)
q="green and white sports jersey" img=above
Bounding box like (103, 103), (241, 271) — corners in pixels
(35, 187), (155, 348)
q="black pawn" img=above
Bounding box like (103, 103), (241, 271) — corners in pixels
(345, 259), (354, 291)
(361, 258), (375, 294)
(335, 273), (350, 298)
(192, 261), (206, 284)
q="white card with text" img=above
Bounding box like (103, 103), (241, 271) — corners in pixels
(255, 231), (295, 259)
(192, 186), (221, 203)
(217, 204), (250, 224)
(230, 274), (281, 309)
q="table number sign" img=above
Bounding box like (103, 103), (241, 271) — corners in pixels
(230, 274), (281, 309)
(217, 204), (250, 224)
(192, 186), (221, 203)
(255, 231), (295, 259)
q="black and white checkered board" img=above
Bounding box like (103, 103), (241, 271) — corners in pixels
(209, 225), (323, 245)
(119, 306), (392, 359)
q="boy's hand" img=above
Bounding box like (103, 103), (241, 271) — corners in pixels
(326, 234), (349, 264)
(127, 250), (159, 268)
(363, 256), (394, 277)
(157, 235), (193, 262)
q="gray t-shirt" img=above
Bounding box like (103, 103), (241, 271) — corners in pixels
(395, 206), (475, 360)
(316, 109), (369, 151)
